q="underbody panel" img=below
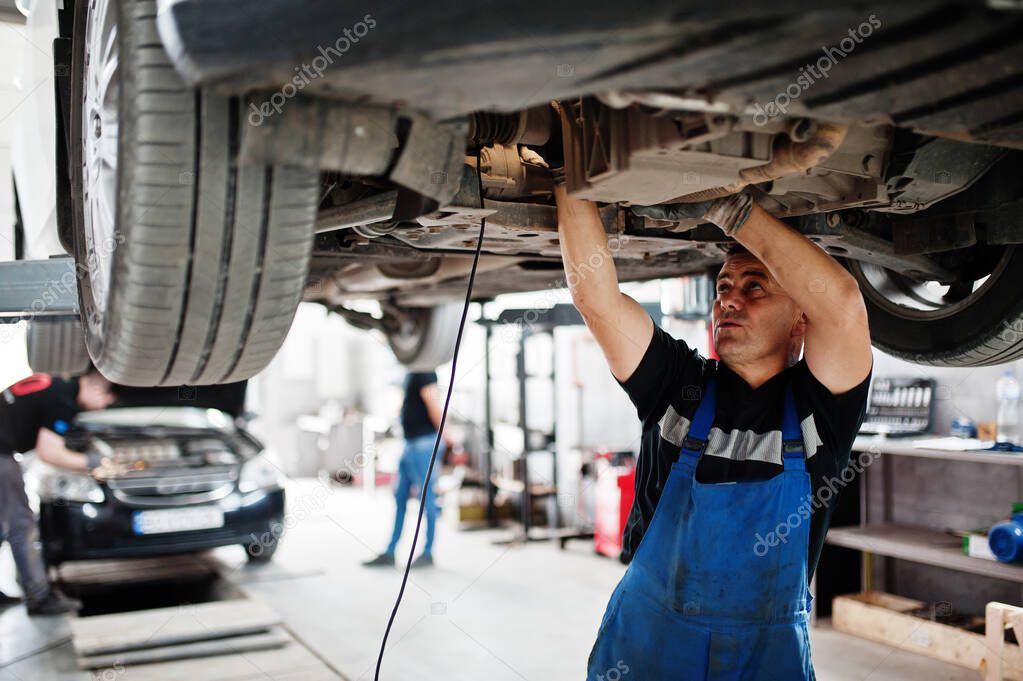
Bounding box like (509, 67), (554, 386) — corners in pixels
(157, 1), (1023, 149)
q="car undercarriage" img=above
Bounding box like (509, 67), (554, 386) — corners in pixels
(11, 0), (1023, 384)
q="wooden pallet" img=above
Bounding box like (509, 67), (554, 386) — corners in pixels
(833, 591), (1023, 680)
(986, 603), (1023, 681)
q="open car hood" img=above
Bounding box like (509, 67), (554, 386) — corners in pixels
(76, 407), (236, 433)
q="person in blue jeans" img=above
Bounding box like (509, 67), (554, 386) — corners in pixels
(363, 371), (456, 569)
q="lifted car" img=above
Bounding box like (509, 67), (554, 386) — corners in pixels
(10, 0), (1023, 384)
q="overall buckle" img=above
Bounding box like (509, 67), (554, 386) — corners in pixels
(682, 436), (708, 454)
(782, 440), (804, 457)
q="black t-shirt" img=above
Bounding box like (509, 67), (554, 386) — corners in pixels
(401, 372), (438, 439)
(615, 318), (871, 579)
(0, 375), (81, 455)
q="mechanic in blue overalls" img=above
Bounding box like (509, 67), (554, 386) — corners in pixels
(555, 186), (873, 679)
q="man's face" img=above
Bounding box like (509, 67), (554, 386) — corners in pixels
(77, 373), (116, 411)
(713, 253), (804, 365)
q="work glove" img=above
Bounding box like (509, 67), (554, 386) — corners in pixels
(632, 189), (755, 237)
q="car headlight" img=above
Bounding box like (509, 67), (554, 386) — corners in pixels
(26, 460), (105, 504)
(239, 455), (285, 493)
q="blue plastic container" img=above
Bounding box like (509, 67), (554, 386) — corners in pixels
(989, 513), (1023, 563)
(951, 416), (977, 439)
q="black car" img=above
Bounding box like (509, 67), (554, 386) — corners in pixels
(24, 399), (285, 566)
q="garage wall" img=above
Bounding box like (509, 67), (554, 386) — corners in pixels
(0, 8), (31, 595)
(0, 15), (32, 389)
(0, 15), (24, 261)
(870, 350), (1023, 436)
(249, 303), (398, 471)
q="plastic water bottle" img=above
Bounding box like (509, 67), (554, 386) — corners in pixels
(996, 371), (1021, 443)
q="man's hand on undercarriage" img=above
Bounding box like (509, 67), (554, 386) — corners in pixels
(632, 189), (755, 237)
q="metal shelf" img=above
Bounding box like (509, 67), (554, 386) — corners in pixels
(826, 523), (1023, 583)
(853, 437), (1023, 467)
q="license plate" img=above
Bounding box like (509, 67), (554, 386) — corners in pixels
(132, 507), (224, 535)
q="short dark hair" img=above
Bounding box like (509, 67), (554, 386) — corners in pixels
(712, 243), (762, 281)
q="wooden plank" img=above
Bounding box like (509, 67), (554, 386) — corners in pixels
(826, 523), (1023, 583)
(78, 627), (290, 669)
(989, 603), (1009, 681)
(985, 603), (1023, 681)
(71, 600), (280, 656)
(834, 592), (1023, 680)
(856, 591), (924, 613)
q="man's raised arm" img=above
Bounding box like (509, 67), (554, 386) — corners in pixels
(555, 186), (653, 383)
(635, 192), (872, 393)
(728, 201), (872, 393)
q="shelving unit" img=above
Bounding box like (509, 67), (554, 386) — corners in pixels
(852, 436), (1023, 467)
(478, 302), (663, 545)
(826, 437), (1023, 599)
(827, 523), (1023, 583)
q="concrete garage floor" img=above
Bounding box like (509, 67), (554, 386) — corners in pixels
(1, 480), (982, 681)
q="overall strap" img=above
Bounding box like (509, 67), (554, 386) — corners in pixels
(678, 366), (717, 461)
(781, 383), (806, 472)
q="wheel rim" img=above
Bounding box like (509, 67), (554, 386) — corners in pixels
(387, 308), (430, 360)
(849, 248), (1014, 321)
(81, 0), (119, 316)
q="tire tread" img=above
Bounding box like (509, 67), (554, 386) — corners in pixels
(80, 0), (317, 386)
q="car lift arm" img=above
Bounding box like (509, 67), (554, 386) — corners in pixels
(0, 258), (79, 320)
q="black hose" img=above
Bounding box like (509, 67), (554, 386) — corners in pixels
(373, 152), (488, 680)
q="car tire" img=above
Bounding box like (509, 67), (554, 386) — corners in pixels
(386, 303), (464, 371)
(26, 318), (92, 377)
(70, 0), (319, 386)
(848, 246), (1023, 367)
(244, 539), (278, 563)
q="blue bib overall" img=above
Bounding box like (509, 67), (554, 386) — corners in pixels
(587, 366), (816, 680)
